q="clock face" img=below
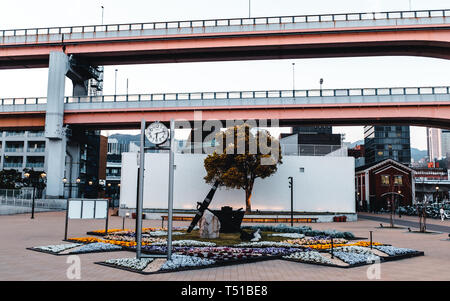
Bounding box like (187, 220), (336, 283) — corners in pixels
(145, 122), (169, 145)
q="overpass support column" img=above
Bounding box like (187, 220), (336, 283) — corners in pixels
(45, 52), (69, 198)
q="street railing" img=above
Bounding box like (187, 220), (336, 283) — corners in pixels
(1, 9), (449, 38)
(0, 189), (66, 210)
(1, 86), (449, 106)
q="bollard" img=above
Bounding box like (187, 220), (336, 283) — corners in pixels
(370, 231), (373, 249)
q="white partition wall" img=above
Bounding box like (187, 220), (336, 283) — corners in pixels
(120, 153), (355, 213)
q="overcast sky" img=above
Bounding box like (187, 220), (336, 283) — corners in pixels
(1, 0), (450, 150)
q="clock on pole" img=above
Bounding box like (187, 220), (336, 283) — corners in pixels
(145, 121), (169, 145)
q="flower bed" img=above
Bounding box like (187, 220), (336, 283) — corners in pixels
(70, 242), (123, 254)
(153, 240), (216, 247)
(333, 251), (380, 265)
(374, 246), (418, 256)
(282, 236), (348, 246)
(160, 254), (216, 271)
(283, 251), (334, 265)
(147, 230), (185, 237)
(268, 233), (305, 239)
(104, 234), (166, 244)
(177, 246), (286, 262)
(241, 224), (355, 239)
(104, 257), (154, 271)
(31, 243), (81, 254)
(234, 241), (297, 248)
(334, 246), (374, 255)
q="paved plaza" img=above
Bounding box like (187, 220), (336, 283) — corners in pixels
(0, 211), (449, 281)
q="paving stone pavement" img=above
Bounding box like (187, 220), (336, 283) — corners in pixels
(0, 211), (449, 281)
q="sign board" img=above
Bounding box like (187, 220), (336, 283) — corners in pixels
(68, 199), (108, 219)
(64, 198), (109, 240)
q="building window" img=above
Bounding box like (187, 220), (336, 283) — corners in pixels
(394, 175), (403, 185)
(299, 167), (305, 173)
(381, 175), (390, 185)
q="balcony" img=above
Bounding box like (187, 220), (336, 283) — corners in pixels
(5, 131), (25, 137)
(3, 162), (23, 168)
(27, 131), (45, 137)
(27, 147), (45, 153)
(4, 148), (23, 153)
(25, 162), (44, 168)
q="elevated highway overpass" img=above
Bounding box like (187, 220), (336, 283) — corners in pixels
(0, 86), (449, 129)
(1, 9), (450, 69)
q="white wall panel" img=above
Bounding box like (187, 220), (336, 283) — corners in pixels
(120, 153), (355, 213)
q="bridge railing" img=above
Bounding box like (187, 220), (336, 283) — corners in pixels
(0, 86), (449, 106)
(1, 9), (450, 38)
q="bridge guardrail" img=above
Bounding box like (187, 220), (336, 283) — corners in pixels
(1, 9), (450, 38)
(0, 86), (449, 106)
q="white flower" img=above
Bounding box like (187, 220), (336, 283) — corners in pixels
(269, 233), (305, 239)
(147, 231), (185, 237)
(105, 257), (153, 270)
(374, 246), (417, 256)
(283, 251), (333, 265)
(153, 240), (216, 247)
(34, 243), (81, 253)
(74, 243), (122, 253)
(333, 251), (379, 265)
(160, 254), (215, 270)
(234, 241), (294, 248)
(334, 246), (373, 255)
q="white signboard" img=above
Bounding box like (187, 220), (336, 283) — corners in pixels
(68, 199), (108, 219)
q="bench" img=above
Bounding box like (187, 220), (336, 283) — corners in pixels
(161, 215), (318, 227)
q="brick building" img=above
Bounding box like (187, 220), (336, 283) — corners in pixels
(355, 159), (415, 212)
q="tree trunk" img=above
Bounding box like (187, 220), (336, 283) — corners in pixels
(245, 189), (252, 213)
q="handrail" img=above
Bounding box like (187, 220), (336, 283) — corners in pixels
(1, 9), (449, 38)
(0, 86), (448, 106)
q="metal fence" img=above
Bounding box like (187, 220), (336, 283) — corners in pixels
(1, 86), (449, 106)
(0, 189), (66, 210)
(1, 9), (449, 38)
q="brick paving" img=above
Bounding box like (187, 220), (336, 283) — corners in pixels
(0, 211), (449, 281)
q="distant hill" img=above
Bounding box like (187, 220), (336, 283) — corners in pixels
(108, 133), (140, 145)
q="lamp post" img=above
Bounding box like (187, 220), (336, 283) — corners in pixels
(292, 63), (296, 92)
(319, 78), (324, 95)
(436, 186), (440, 202)
(114, 69), (118, 95)
(288, 176), (294, 227)
(63, 177), (81, 198)
(25, 171), (46, 219)
(101, 6), (104, 25)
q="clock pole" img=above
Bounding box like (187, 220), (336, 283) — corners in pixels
(136, 119), (146, 259)
(167, 119), (175, 260)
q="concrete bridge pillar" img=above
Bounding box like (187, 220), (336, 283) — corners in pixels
(45, 52), (69, 198)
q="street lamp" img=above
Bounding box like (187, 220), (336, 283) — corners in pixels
(114, 69), (118, 95)
(25, 171), (46, 219)
(436, 186), (440, 202)
(101, 6), (105, 25)
(292, 63), (296, 92)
